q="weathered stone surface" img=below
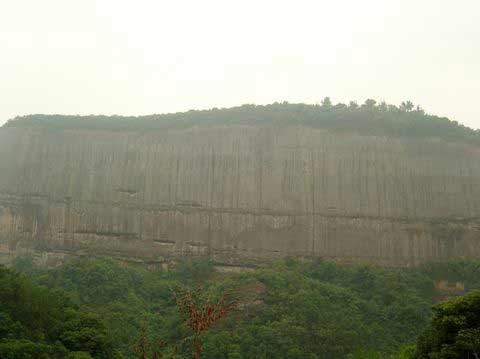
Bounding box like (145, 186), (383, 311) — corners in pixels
(0, 124), (479, 266)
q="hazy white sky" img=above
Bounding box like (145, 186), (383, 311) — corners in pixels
(1, 0), (479, 128)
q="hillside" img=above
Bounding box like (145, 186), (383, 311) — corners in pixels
(0, 264), (119, 358)
(9, 257), (480, 358)
(4, 100), (480, 145)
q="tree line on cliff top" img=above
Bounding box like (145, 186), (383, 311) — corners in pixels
(4, 256), (480, 358)
(4, 99), (480, 145)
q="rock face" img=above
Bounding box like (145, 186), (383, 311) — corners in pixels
(0, 122), (479, 266)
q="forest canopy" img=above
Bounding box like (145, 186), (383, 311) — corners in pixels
(0, 265), (120, 358)
(7, 257), (480, 358)
(4, 99), (480, 146)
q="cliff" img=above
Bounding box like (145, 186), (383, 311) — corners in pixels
(1, 104), (479, 266)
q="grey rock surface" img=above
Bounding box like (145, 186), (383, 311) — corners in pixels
(0, 124), (479, 266)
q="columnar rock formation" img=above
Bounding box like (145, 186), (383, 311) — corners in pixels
(0, 114), (479, 266)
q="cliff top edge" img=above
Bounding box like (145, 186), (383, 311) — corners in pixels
(3, 102), (479, 146)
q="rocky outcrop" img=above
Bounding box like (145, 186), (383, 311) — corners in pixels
(0, 122), (479, 266)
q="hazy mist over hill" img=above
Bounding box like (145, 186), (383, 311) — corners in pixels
(1, 0), (479, 128)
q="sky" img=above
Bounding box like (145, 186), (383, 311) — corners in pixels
(1, 0), (479, 128)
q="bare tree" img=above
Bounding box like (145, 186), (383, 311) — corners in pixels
(173, 286), (238, 359)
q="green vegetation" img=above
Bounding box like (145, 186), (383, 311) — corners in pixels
(4, 99), (480, 145)
(416, 290), (480, 358)
(0, 265), (120, 358)
(4, 257), (480, 358)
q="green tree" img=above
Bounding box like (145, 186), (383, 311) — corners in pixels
(0, 265), (118, 358)
(400, 101), (414, 112)
(415, 290), (480, 358)
(321, 97), (332, 108)
(362, 99), (377, 110)
(0, 339), (67, 359)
